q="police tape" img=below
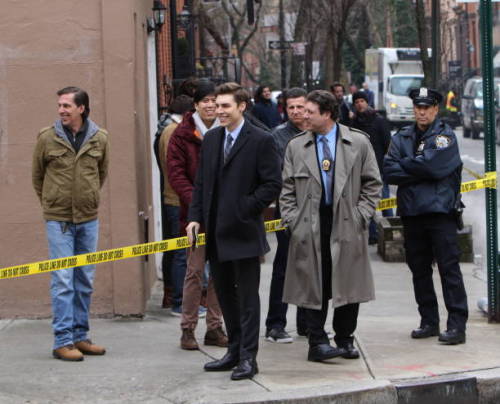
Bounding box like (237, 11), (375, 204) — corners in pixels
(0, 172), (496, 281)
(0, 220), (285, 281)
(376, 171), (497, 211)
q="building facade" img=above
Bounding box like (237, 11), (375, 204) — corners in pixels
(0, 0), (173, 318)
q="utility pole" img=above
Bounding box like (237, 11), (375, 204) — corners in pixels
(431, 0), (440, 89)
(479, 0), (499, 322)
(279, 0), (286, 89)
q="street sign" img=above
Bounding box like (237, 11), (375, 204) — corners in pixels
(268, 40), (292, 50)
(291, 42), (307, 55)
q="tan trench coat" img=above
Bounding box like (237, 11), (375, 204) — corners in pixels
(280, 124), (382, 310)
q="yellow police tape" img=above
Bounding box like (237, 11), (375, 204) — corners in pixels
(0, 172), (496, 281)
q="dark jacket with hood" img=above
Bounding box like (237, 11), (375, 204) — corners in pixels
(351, 108), (391, 172)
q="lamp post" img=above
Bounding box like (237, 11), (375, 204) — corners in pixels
(148, 0), (167, 114)
(171, 2), (196, 82)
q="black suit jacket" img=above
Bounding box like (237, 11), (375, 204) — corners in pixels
(188, 120), (282, 262)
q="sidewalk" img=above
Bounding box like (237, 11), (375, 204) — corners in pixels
(1, 236), (499, 404)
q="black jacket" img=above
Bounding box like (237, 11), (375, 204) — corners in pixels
(188, 120), (282, 262)
(252, 100), (282, 129)
(383, 119), (462, 217)
(270, 120), (303, 162)
(351, 109), (391, 172)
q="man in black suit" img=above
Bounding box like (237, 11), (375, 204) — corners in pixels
(186, 82), (282, 381)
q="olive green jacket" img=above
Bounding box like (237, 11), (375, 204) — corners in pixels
(32, 119), (109, 223)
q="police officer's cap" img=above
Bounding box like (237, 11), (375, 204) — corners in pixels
(408, 87), (443, 106)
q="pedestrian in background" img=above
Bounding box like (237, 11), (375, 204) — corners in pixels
(265, 87), (308, 344)
(351, 90), (393, 244)
(383, 87), (468, 345)
(168, 81), (227, 351)
(280, 90), (382, 363)
(361, 82), (375, 108)
(32, 86), (109, 361)
(157, 94), (193, 310)
(187, 82), (281, 380)
(252, 85), (282, 129)
(330, 82), (352, 126)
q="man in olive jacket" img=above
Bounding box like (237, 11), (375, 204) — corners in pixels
(280, 90), (381, 363)
(32, 87), (109, 362)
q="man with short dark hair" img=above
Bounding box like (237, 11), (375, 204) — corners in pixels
(187, 82), (281, 380)
(280, 90), (381, 363)
(330, 82), (351, 125)
(384, 87), (468, 345)
(265, 87), (308, 343)
(32, 87), (109, 361)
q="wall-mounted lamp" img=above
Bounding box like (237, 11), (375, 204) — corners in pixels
(177, 6), (192, 29)
(147, 0), (167, 34)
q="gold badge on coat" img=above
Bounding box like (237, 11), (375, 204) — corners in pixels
(322, 159), (331, 171)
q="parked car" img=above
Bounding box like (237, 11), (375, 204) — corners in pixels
(461, 76), (500, 139)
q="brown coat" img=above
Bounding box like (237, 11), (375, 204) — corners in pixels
(159, 120), (181, 206)
(280, 124), (382, 309)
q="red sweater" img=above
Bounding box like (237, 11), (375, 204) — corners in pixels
(166, 112), (203, 234)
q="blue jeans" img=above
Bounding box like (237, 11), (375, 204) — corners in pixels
(163, 205), (186, 309)
(46, 219), (98, 349)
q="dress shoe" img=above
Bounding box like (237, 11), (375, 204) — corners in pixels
(52, 344), (84, 362)
(307, 344), (346, 362)
(204, 327), (228, 347)
(180, 328), (199, 350)
(339, 342), (360, 359)
(204, 352), (239, 371)
(231, 358), (258, 380)
(74, 340), (106, 355)
(411, 324), (439, 339)
(438, 329), (466, 345)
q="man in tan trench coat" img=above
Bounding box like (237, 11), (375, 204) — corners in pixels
(280, 90), (382, 363)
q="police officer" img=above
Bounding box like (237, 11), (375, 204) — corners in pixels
(383, 87), (468, 345)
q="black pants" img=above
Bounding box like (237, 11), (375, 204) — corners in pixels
(303, 204), (360, 347)
(209, 256), (261, 361)
(265, 207), (307, 332)
(402, 213), (468, 332)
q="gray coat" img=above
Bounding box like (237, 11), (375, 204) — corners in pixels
(280, 124), (382, 309)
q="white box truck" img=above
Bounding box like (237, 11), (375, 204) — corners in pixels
(365, 48), (426, 127)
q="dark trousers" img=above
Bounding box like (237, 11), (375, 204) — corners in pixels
(209, 256), (261, 361)
(161, 204), (186, 308)
(303, 204), (360, 347)
(265, 207), (307, 332)
(402, 213), (468, 332)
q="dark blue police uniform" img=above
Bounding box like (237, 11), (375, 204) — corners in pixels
(383, 88), (468, 345)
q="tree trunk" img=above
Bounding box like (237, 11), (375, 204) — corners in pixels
(415, 0), (432, 86)
(289, 0), (308, 88)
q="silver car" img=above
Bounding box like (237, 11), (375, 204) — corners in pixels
(461, 76), (500, 139)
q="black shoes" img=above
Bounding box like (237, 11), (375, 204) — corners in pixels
(231, 358), (258, 380)
(204, 352), (239, 372)
(265, 328), (293, 343)
(339, 341), (360, 359)
(307, 344), (345, 362)
(297, 327), (309, 337)
(411, 324), (440, 339)
(438, 329), (466, 345)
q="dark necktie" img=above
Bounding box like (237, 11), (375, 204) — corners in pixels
(320, 136), (333, 204)
(224, 133), (234, 163)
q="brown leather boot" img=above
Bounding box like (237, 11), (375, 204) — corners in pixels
(204, 327), (229, 347)
(74, 339), (106, 355)
(181, 328), (199, 350)
(52, 344), (84, 361)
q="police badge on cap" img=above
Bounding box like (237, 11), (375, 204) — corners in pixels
(408, 87), (443, 106)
